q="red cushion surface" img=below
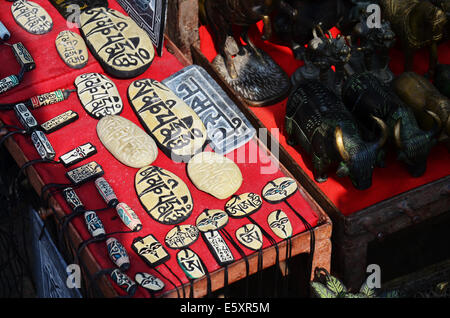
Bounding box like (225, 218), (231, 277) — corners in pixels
(0, 1), (319, 297)
(199, 22), (450, 217)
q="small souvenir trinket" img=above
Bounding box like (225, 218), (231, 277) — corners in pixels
(31, 130), (56, 160)
(235, 224), (264, 251)
(96, 115), (158, 168)
(110, 269), (137, 296)
(267, 210), (293, 240)
(65, 161), (104, 186)
(106, 237), (130, 271)
(0, 76), (20, 95)
(12, 42), (35, 72)
(55, 30), (89, 69)
(261, 177), (297, 204)
(11, 0), (53, 35)
(162, 65), (256, 155)
(59, 143), (97, 168)
(196, 209), (229, 233)
(94, 177), (119, 208)
(177, 249), (207, 280)
(135, 165), (193, 225)
(201, 230), (234, 266)
(83, 210), (106, 238)
(128, 78), (207, 161)
(135, 272), (165, 293)
(0, 21), (10, 41)
(40, 110), (79, 134)
(131, 234), (170, 268)
(115, 202), (142, 232)
(62, 187), (85, 213)
(285, 80), (387, 189)
(165, 225), (199, 250)
(187, 152), (242, 200)
(225, 193), (263, 219)
(13, 103), (38, 133)
(79, 7), (154, 78)
(74, 73), (123, 120)
(30, 89), (75, 110)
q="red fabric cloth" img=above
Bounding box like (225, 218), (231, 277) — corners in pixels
(199, 23), (450, 217)
(0, 1), (319, 297)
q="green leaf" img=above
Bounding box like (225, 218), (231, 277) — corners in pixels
(324, 274), (348, 295)
(359, 281), (376, 298)
(310, 282), (337, 298)
(378, 289), (400, 298)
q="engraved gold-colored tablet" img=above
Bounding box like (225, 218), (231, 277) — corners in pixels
(187, 152), (242, 200)
(97, 115), (158, 168)
(55, 30), (88, 69)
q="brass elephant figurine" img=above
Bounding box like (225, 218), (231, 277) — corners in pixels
(379, 0), (447, 77)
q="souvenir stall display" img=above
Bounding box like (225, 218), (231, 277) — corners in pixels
(0, 0), (333, 298)
(184, 0), (450, 289)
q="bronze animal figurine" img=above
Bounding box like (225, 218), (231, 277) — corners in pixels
(393, 71), (450, 137)
(285, 80), (388, 190)
(379, 0), (447, 77)
(204, 0), (281, 79)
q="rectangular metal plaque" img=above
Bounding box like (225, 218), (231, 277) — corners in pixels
(116, 0), (168, 56)
(162, 65), (256, 155)
(59, 142), (97, 168)
(65, 161), (104, 186)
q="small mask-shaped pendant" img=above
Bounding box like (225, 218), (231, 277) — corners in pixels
(262, 177), (297, 203)
(196, 209), (229, 233)
(267, 210), (293, 240)
(110, 269), (137, 296)
(235, 224), (263, 251)
(135, 272), (165, 293)
(131, 234), (170, 268)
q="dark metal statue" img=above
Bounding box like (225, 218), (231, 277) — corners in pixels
(291, 24), (351, 95)
(285, 80), (388, 190)
(379, 0), (447, 77)
(204, 0), (291, 106)
(341, 71), (442, 177)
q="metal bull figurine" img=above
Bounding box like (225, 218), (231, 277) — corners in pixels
(393, 71), (450, 138)
(341, 71), (442, 177)
(285, 80), (388, 190)
(204, 0), (291, 105)
(379, 0), (447, 77)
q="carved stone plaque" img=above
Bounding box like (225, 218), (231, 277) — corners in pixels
(165, 225), (199, 250)
(225, 193), (263, 219)
(135, 272), (165, 292)
(31, 130), (55, 160)
(83, 210), (105, 238)
(75, 73), (123, 119)
(187, 151), (242, 200)
(196, 209), (229, 233)
(41, 110), (79, 134)
(128, 78), (207, 161)
(268, 210), (292, 240)
(59, 143), (97, 168)
(97, 115), (158, 168)
(106, 237), (130, 271)
(132, 234), (170, 267)
(135, 165), (193, 225)
(262, 177), (298, 203)
(177, 249), (207, 280)
(110, 269), (137, 295)
(236, 224), (263, 251)
(162, 65), (256, 155)
(65, 161), (104, 186)
(11, 0), (53, 35)
(202, 230), (234, 266)
(79, 7), (155, 78)
(55, 30), (88, 69)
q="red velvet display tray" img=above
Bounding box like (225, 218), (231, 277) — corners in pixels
(199, 23), (450, 217)
(0, 1), (320, 297)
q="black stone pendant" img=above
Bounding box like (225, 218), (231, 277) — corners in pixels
(65, 161), (104, 186)
(59, 143), (97, 168)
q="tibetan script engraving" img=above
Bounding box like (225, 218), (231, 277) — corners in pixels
(55, 30), (88, 69)
(177, 249), (206, 280)
(79, 7), (154, 78)
(202, 230), (234, 266)
(225, 193), (263, 219)
(41, 110), (79, 134)
(236, 224), (263, 251)
(163, 65), (256, 155)
(135, 165), (193, 225)
(11, 0), (53, 35)
(165, 225), (199, 249)
(65, 161), (104, 186)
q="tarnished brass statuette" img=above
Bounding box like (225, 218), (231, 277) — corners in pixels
(204, 0), (290, 106)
